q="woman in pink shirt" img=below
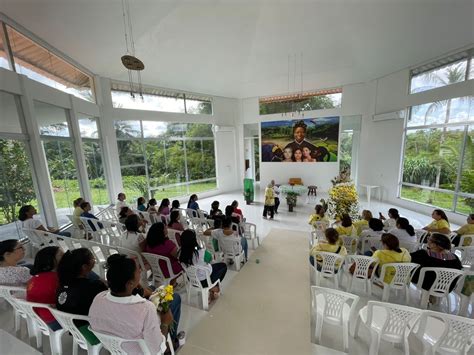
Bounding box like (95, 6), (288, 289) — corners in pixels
(167, 211), (184, 231)
(144, 223), (182, 281)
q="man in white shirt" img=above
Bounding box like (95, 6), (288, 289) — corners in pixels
(271, 180), (280, 214)
(116, 192), (128, 214)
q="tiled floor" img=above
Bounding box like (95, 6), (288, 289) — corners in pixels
(0, 187), (466, 354)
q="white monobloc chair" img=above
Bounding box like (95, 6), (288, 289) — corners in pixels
(372, 262), (419, 303)
(310, 230), (326, 248)
(399, 241), (421, 253)
(354, 301), (422, 355)
(14, 298), (65, 354)
(345, 255), (379, 295)
(90, 327), (173, 355)
(457, 235), (474, 247)
(98, 206), (119, 223)
(454, 246), (474, 268)
(415, 267), (464, 310)
(142, 253), (183, 287)
(219, 236), (245, 271)
(182, 264), (221, 311)
(454, 270), (474, 318)
(22, 228), (52, 252)
(49, 309), (102, 355)
(167, 228), (182, 247)
(341, 235), (358, 254)
(243, 222), (259, 249)
(408, 310), (474, 355)
(311, 286), (359, 352)
(311, 251), (345, 289)
(0, 285), (26, 333)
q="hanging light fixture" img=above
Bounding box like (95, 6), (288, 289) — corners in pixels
(120, 0), (144, 100)
(282, 52), (304, 118)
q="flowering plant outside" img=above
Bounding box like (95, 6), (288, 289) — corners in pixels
(149, 285), (174, 313)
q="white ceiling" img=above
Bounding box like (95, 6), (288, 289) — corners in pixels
(1, 0), (473, 98)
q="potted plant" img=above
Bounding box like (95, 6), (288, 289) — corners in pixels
(286, 191), (299, 212)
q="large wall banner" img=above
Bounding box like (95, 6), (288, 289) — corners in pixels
(261, 117), (339, 162)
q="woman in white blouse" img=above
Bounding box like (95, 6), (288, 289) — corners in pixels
(0, 239), (31, 285)
(388, 217), (416, 243)
(18, 205), (71, 237)
(122, 214), (146, 252)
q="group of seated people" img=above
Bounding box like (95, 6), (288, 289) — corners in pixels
(308, 205), (473, 297)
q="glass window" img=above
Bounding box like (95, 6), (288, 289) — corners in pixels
(0, 91), (22, 134)
(35, 101), (70, 137)
(121, 165), (147, 202)
(457, 126), (474, 214)
(0, 26), (11, 70)
(118, 140), (144, 166)
(111, 90), (185, 113)
(78, 116), (99, 139)
(339, 130), (353, 174)
(400, 185), (454, 211)
(0, 138), (39, 240)
(185, 96), (212, 115)
(6, 26), (94, 102)
(114, 120), (142, 138)
(410, 59), (468, 94)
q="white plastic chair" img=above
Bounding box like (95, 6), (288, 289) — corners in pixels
(142, 253), (183, 287)
(415, 267), (464, 310)
(363, 236), (383, 254)
(80, 218), (123, 246)
(182, 264), (221, 311)
(90, 327), (172, 355)
(243, 222), (259, 249)
(158, 214), (170, 224)
(219, 236), (245, 271)
(399, 241), (421, 253)
(49, 309), (102, 355)
(354, 301), (421, 355)
(408, 310), (474, 355)
(22, 228), (52, 252)
(0, 285), (26, 333)
(186, 208), (199, 220)
(311, 252), (345, 288)
(311, 286), (359, 352)
(13, 298), (65, 354)
(341, 235), (357, 254)
(167, 228), (182, 247)
(66, 214), (86, 239)
(454, 246), (474, 268)
(312, 221), (329, 232)
(345, 255), (379, 295)
(415, 229), (429, 244)
(454, 234), (474, 248)
(310, 230), (326, 248)
(134, 209), (153, 225)
(98, 206), (119, 223)
(373, 262), (419, 303)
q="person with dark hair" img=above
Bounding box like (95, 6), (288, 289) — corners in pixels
(203, 219), (223, 252)
(137, 197), (147, 211)
(379, 208), (400, 230)
(411, 233), (462, 291)
(336, 214), (356, 236)
(214, 217), (248, 260)
(292, 148), (303, 162)
(452, 214), (474, 247)
(372, 234), (411, 284)
(354, 210), (373, 235)
(0, 239), (31, 285)
(27, 246), (64, 330)
(144, 222), (182, 280)
(187, 194), (199, 210)
(171, 200), (180, 211)
(209, 201), (223, 219)
(168, 210), (184, 232)
(225, 205), (242, 225)
(231, 200), (243, 218)
(116, 193), (128, 214)
(179, 229), (227, 299)
(18, 205), (71, 237)
(123, 214), (146, 252)
(360, 218), (385, 238)
(388, 217), (416, 242)
(423, 209), (451, 235)
(308, 204), (328, 225)
(263, 183), (275, 219)
(118, 206), (134, 224)
(158, 198), (171, 215)
(89, 254), (183, 353)
(309, 228), (347, 268)
(56, 248), (107, 346)
(80, 201), (103, 232)
(284, 120), (318, 155)
(72, 197), (85, 228)
(147, 198), (158, 214)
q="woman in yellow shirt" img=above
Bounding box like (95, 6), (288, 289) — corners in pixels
(373, 233), (411, 284)
(335, 214), (357, 237)
(353, 210), (372, 235)
(422, 209), (451, 235)
(308, 204), (329, 225)
(310, 228), (347, 269)
(452, 214), (474, 246)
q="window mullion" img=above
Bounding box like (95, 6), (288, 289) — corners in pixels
(453, 125), (469, 212)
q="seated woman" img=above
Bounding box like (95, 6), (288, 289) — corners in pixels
(225, 205), (242, 225)
(27, 246), (64, 330)
(372, 233), (411, 284)
(335, 214), (357, 237)
(231, 200), (243, 219)
(72, 197), (85, 228)
(168, 210), (184, 232)
(158, 198), (171, 216)
(144, 222), (182, 281)
(147, 198), (159, 214)
(452, 214), (474, 247)
(89, 254), (182, 353)
(118, 206), (134, 224)
(137, 197), (147, 212)
(123, 214), (146, 252)
(209, 201), (223, 219)
(203, 219), (223, 252)
(214, 218), (248, 260)
(18, 205), (71, 237)
(411, 233), (462, 291)
(171, 200), (180, 212)
(309, 228), (347, 269)
(379, 208), (400, 230)
(388, 217), (416, 243)
(360, 218), (385, 238)
(422, 209), (451, 236)
(187, 194), (200, 211)
(0, 240), (31, 285)
(354, 210), (372, 235)
(308, 204), (329, 226)
(80, 201), (103, 231)
(179, 229), (227, 299)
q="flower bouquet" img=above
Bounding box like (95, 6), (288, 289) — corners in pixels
(322, 171), (360, 220)
(150, 285), (174, 313)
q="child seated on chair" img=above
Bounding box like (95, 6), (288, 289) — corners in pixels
(309, 228), (347, 271)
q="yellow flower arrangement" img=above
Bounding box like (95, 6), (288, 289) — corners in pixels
(150, 285), (174, 313)
(326, 181), (360, 220)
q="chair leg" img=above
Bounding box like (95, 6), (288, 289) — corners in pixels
(235, 257), (241, 271)
(353, 315), (361, 338)
(14, 311), (20, 333)
(347, 275), (353, 293)
(420, 291), (429, 309)
(186, 285), (191, 305)
(459, 295), (469, 316)
(334, 275), (339, 289)
(73, 338), (78, 355)
(49, 331), (63, 355)
(342, 320), (349, 352)
(368, 330), (381, 355)
(314, 314), (323, 344)
(405, 286), (410, 305)
(382, 286), (390, 302)
(202, 289), (209, 311)
(89, 345), (101, 355)
(367, 280), (372, 296)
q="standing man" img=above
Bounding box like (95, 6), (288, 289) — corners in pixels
(271, 180), (280, 214)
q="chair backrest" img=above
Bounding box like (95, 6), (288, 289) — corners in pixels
(0, 285), (26, 308)
(311, 286), (359, 324)
(412, 311), (474, 354)
(379, 262), (419, 286)
(346, 255), (378, 280)
(142, 253), (174, 284)
(186, 208), (199, 219)
(66, 214), (81, 229)
(158, 214), (170, 225)
(98, 206), (119, 223)
(22, 228), (51, 249)
(14, 298), (53, 335)
(399, 241), (420, 253)
(134, 210), (152, 225)
(89, 327), (153, 355)
(341, 235), (357, 254)
(218, 236), (242, 256)
(313, 221), (329, 232)
(243, 222), (257, 239)
(167, 228), (182, 246)
(364, 236), (383, 252)
(182, 264), (212, 290)
(459, 234), (474, 247)
(364, 301), (421, 338)
(454, 246), (474, 268)
(417, 267), (464, 295)
(50, 309), (94, 351)
(415, 229), (429, 244)
(33, 230), (80, 251)
(313, 252), (345, 275)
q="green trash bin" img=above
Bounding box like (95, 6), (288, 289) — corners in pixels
(243, 178), (254, 205)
